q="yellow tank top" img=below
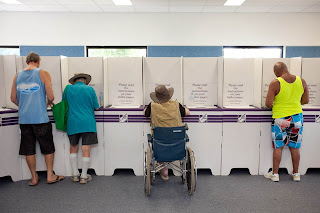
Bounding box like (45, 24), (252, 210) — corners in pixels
(150, 101), (182, 127)
(272, 76), (304, 118)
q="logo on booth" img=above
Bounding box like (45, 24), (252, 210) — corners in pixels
(17, 83), (40, 94)
(238, 114), (246, 123)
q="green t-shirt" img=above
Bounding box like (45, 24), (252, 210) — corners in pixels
(63, 81), (99, 135)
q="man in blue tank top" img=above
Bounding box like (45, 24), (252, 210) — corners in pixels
(10, 52), (64, 186)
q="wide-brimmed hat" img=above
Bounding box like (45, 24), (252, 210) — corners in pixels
(69, 73), (91, 85)
(150, 85), (174, 103)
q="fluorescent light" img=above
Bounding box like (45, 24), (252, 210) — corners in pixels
(0, 0), (22, 4)
(112, 0), (132, 6)
(224, 0), (246, 6)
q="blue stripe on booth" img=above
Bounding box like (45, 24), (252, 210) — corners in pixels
(20, 46), (85, 57)
(286, 46), (320, 58)
(148, 46), (223, 57)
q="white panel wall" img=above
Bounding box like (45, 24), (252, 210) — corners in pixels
(0, 13), (320, 46)
(68, 57), (104, 103)
(107, 57), (143, 107)
(301, 58), (320, 106)
(0, 56), (5, 108)
(183, 57), (218, 107)
(3, 56), (18, 109)
(144, 57), (182, 104)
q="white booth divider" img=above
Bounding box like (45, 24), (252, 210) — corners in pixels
(107, 57), (143, 107)
(144, 57), (182, 105)
(104, 108), (144, 176)
(0, 56), (6, 108)
(221, 58), (262, 175)
(0, 110), (21, 181)
(2, 56), (19, 109)
(301, 58), (320, 106)
(63, 57), (105, 176)
(223, 58), (262, 107)
(183, 57), (219, 107)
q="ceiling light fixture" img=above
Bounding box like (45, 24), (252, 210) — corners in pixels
(112, 0), (132, 6)
(0, 0), (22, 4)
(224, 0), (246, 6)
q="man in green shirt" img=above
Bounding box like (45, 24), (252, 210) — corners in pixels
(63, 73), (100, 184)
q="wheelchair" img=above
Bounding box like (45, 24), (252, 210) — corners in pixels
(144, 124), (197, 196)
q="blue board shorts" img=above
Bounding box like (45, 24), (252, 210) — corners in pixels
(271, 113), (303, 149)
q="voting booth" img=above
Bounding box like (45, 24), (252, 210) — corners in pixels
(182, 57), (223, 175)
(104, 57), (144, 176)
(221, 58), (262, 175)
(62, 57), (105, 176)
(259, 57), (302, 175)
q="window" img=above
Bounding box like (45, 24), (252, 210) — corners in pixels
(0, 46), (20, 55)
(87, 46), (147, 57)
(223, 46), (283, 58)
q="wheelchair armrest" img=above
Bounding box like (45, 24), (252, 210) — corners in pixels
(186, 134), (189, 142)
(147, 134), (152, 143)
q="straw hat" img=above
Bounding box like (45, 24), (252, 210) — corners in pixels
(150, 85), (174, 103)
(69, 73), (91, 85)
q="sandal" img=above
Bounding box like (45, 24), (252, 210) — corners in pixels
(47, 175), (65, 184)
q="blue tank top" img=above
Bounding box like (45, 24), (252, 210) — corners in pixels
(15, 68), (49, 124)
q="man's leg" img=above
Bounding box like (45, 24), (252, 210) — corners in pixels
(273, 146), (284, 174)
(45, 153), (63, 182)
(70, 144), (80, 178)
(26, 155), (38, 185)
(289, 147), (300, 174)
(81, 145), (91, 179)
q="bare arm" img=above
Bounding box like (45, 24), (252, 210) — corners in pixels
(265, 79), (280, 109)
(39, 69), (54, 105)
(10, 73), (18, 106)
(301, 78), (309, 105)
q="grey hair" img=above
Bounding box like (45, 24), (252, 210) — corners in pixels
(26, 52), (41, 64)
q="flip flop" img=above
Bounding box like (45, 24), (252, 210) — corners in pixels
(29, 178), (40, 186)
(47, 175), (65, 184)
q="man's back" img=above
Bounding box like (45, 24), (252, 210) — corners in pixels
(64, 81), (99, 135)
(272, 75), (304, 118)
(15, 68), (49, 124)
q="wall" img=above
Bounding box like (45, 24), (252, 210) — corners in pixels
(0, 12), (320, 46)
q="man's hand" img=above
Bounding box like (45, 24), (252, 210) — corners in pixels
(47, 100), (55, 108)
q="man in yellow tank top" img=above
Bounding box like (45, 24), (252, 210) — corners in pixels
(264, 62), (309, 182)
(144, 85), (190, 181)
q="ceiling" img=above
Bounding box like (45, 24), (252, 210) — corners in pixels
(0, 0), (320, 13)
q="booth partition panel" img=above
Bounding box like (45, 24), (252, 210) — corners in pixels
(144, 57), (182, 105)
(183, 57), (218, 107)
(107, 57), (143, 107)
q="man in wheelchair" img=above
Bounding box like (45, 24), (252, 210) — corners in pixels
(144, 85), (190, 181)
(143, 85), (196, 196)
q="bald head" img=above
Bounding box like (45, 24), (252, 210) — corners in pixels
(273, 62), (288, 77)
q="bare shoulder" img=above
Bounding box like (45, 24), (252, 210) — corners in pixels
(270, 79), (280, 87)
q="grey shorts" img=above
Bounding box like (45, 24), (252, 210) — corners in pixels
(68, 132), (98, 146)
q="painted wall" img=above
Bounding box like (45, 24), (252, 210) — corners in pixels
(0, 12), (320, 46)
(20, 46), (84, 57)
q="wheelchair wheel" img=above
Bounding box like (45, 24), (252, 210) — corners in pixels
(186, 147), (196, 195)
(144, 147), (151, 196)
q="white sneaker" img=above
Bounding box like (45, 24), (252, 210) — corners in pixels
(264, 171), (279, 182)
(292, 173), (300, 182)
(80, 174), (92, 184)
